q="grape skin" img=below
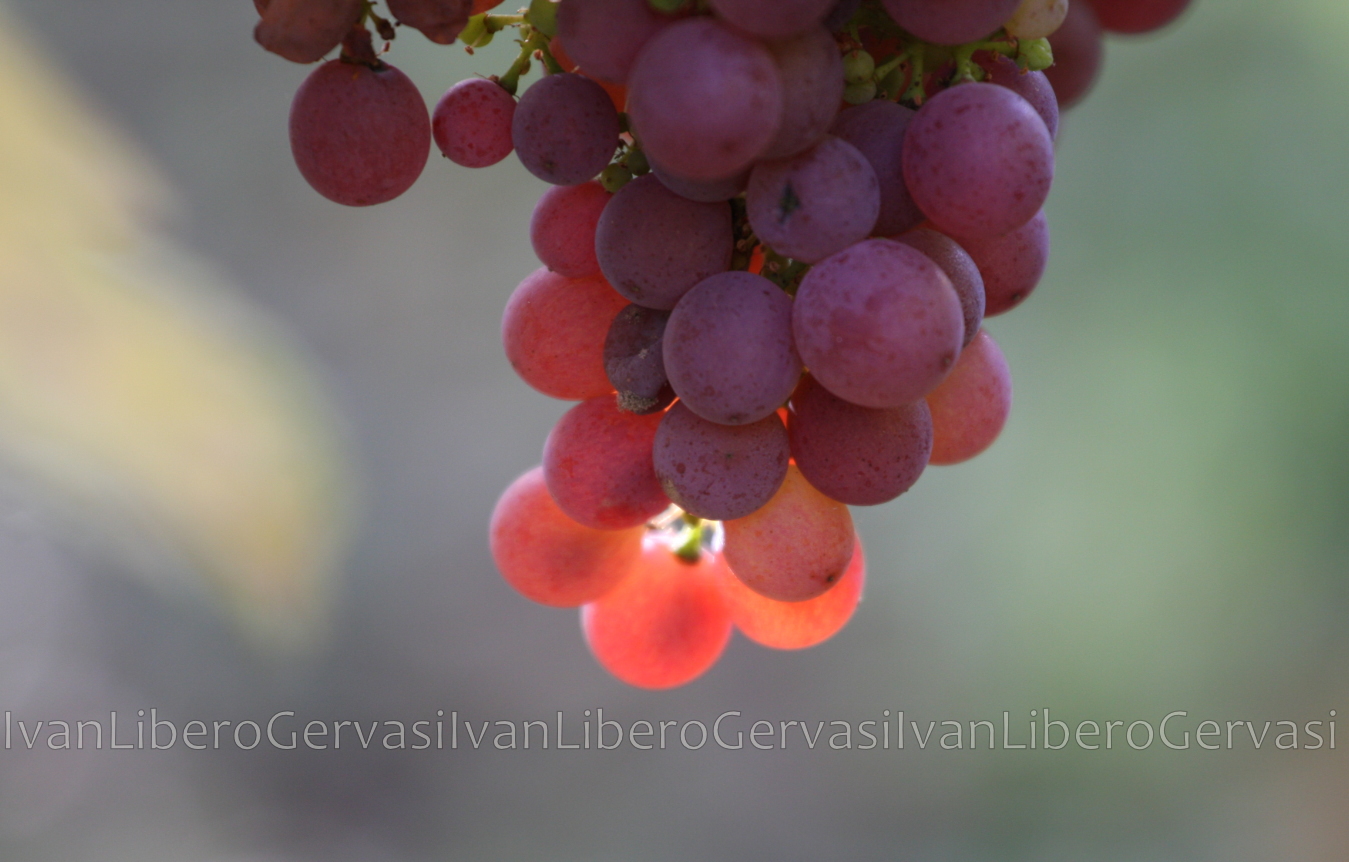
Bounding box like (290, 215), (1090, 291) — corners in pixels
(604, 304), (675, 415)
(880, 0), (1022, 45)
(432, 78), (517, 168)
(980, 52), (1059, 140)
(502, 268), (628, 400)
(627, 17), (784, 182)
(255, 0), (363, 64)
(957, 209), (1049, 316)
(490, 467), (643, 607)
(663, 272), (802, 426)
(530, 181), (610, 278)
(793, 238), (964, 409)
(555, 0), (669, 84)
(1091, 0), (1193, 35)
(1003, 0), (1069, 39)
(902, 82), (1054, 240)
(386, 0), (471, 44)
(720, 535), (866, 649)
(895, 227), (985, 347)
(747, 136), (880, 264)
(829, 100), (926, 238)
(543, 396), (669, 530)
(649, 161), (750, 204)
(708, 0), (836, 41)
(595, 174), (734, 310)
(512, 73), (621, 186)
(289, 60), (431, 207)
(788, 375), (933, 506)
(1045, 0), (1104, 109)
(653, 402), (790, 521)
(759, 27), (846, 161)
(722, 464), (855, 602)
(926, 329), (1013, 465)
(582, 539), (733, 689)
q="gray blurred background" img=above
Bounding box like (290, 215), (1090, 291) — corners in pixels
(1, 0), (1348, 859)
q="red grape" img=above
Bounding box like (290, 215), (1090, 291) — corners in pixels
(530, 181), (610, 278)
(502, 268), (627, 400)
(958, 209), (1049, 317)
(721, 534), (866, 649)
(926, 329), (1013, 465)
(432, 78), (516, 168)
(512, 73), (621, 186)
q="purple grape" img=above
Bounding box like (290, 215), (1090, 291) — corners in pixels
(829, 100), (925, 238)
(902, 82), (1053, 240)
(653, 402), (790, 520)
(595, 174), (734, 310)
(958, 209), (1049, 316)
(1045, 0), (1104, 109)
(880, 0), (1020, 45)
(649, 160), (750, 203)
(604, 304), (675, 414)
(555, 0), (668, 84)
(747, 136), (880, 264)
(981, 52), (1059, 139)
(895, 228), (984, 347)
(512, 73), (621, 186)
(433, 77), (516, 168)
(759, 27), (845, 161)
(793, 239), (963, 408)
(627, 17), (784, 182)
(824, 0), (862, 31)
(789, 375), (932, 506)
(708, 0), (836, 40)
(664, 272), (802, 426)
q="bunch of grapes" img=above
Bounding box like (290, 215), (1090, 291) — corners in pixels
(259, 0), (1194, 687)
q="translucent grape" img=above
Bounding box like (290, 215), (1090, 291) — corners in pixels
(722, 465), (855, 602)
(708, 0), (835, 40)
(664, 272), (802, 426)
(512, 73), (622, 186)
(747, 136), (880, 264)
(880, 0), (1021, 45)
(627, 17), (784, 182)
(604, 304), (675, 415)
(1092, 0), (1192, 34)
(502, 268), (627, 400)
(595, 174), (734, 310)
(582, 539), (732, 689)
(793, 239), (963, 409)
(386, 0), (471, 44)
(829, 100), (925, 238)
(255, 0), (363, 64)
(1003, 0), (1068, 39)
(490, 467), (643, 606)
(895, 227), (984, 347)
(721, 534), (865, 649)
(902, 82), (1053, 240)
(653, 402), (790, 521)
(788, 375), (932, 506)
(926, 329), (1012, 465)
(980, 52), (1059, 140)
(543, 395), (669, 530)
(958, 209), (1049, 316)
(1045, 0), (1103, 109)
(289, 59), (431, 207)
(759, 27), (845, 161)
(432, 78), (516, 168)
(530, 181), (610, 278)
(555, 0), (668, 84)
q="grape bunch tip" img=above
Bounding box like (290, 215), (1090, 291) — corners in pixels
(255, 0), (1196, 688)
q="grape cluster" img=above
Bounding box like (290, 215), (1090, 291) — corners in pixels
(259, 0), (1194, 687)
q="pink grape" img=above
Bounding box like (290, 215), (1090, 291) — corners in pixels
(880, 0), (1021, 45)
(582, 539), (733, 689)
(530, 181), (610, 278)
(708, 0), (836, 40)
(957, 209), (1049, 316)
(829, 100), (925, 238)
(502, 268), (628, 400)
(386, 0), (471, 44)
(543, 396), (669, 530)
(489, 467), (643, 606)
(980, 52), (1059, 140)
(1045, 0), (1104, 108)
(664, 271), (802, 426)
(902, 82), (1054, 240)
(512, 73), (621, 186)
(760, 26), (846, 161)
(627, 17), (784, 182)
(255, 0), (363, 64)
(432, 77), (516, 168)
(926, 329), (1012, 465)
(555, 0), (669, 84)
(722, 464), (855, 602)
(595, 174), (734, 310)
(1091, 0), (1192, 34)
(793, 239), (963, 409)
(747, 136), (880, 264)
(895, 227), (985, 347)
(289, 59), (431, 207)
(720, 534), (866, 649)
(653, 402), (790, 521)
(788, 375), (932, 506)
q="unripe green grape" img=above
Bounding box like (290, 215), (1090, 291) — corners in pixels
(600, 163), (634, 192)
(1018, 38), (1054, 72)
(842, 49), (875, 84)
(527, 0), (559, 37)
(624, 146), (650, 176)
(843, 80), (877, 104)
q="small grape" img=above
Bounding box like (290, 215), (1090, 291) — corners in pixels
(1045, 0), (1104, 108)
(1004, 0), (1068, 39)
(432, 78), (516, 168)
(926, 329), (1013, 465)
(720, 534), (865, 649)
(604, 304), (675, 414)
(529, 181), (611, 278)
(653, 402), (790, 521)
(958, 209), (1049, 316)
(1092, 0), (1193, 34)
(255, 0), (363, 64)
(880, 0), (1022, 46)
(512, 73), (622, 186)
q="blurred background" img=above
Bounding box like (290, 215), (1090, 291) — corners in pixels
(0, 0), (1346, 858)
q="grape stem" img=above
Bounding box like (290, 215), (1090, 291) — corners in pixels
(674, 517), (704, 563)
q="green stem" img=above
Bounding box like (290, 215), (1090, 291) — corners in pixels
(675, 518), (704, 563)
